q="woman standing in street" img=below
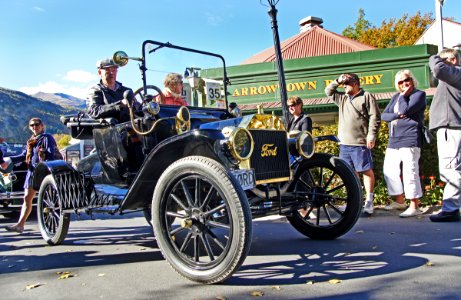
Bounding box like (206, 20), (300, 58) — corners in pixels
(1, 118), (58, 233)
(381, 70), (426, 217)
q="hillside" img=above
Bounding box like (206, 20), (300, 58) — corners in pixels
(33, 92), (86, 109)
(0, 87), (80, 143)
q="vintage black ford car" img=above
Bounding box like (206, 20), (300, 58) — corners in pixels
(31, 38), (363, 284)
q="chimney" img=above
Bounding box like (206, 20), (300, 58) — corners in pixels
(299, 16), (323, 33)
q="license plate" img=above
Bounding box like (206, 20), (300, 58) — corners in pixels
(230, 169), (255, 191)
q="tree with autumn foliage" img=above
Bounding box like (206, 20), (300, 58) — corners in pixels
(342, 9), (434, 48)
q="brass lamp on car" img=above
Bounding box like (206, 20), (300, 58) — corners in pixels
(228, 127), (254, 161)
(288, 130), (315, 159)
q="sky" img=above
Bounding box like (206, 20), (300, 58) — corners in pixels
(1, 0), (460, 100)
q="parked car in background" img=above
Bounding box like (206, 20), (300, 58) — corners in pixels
(0, 143), (32, 218)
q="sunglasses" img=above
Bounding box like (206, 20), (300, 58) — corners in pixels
(398, 78), (412, 85)
(29, 123), (41, 127)
(288, 103), (297, 108)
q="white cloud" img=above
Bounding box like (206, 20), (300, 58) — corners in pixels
(63, 70), (98, 83)
(18, 69), (99, 99)
(20, 81), (91, 100)
(205, 12), (224, 26)
(33, 6), (45, 13)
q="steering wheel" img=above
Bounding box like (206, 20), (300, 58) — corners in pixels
(133, 85), (164, 107)
(127, 85), (164, 135)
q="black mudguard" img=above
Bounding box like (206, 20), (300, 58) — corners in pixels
(32, 160), (75, 191)
(119, 130), (225, 211)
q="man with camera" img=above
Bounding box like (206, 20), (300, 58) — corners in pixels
(428, 48), (461, 222)
(325, 73), (381, 215)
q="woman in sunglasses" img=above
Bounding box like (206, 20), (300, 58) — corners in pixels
(1, 118), (58, 233)
(381, 70), (427, 217)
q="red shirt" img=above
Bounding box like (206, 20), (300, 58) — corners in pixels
(156, 90), (188, 106)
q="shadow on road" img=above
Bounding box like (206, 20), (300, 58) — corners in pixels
(1, 211), (460, 289)
(226, 213), (461, 286)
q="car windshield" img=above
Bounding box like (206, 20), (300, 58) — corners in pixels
(141, 40), (228, 110)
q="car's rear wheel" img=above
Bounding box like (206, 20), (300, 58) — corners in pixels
(287, 153), (362, 240)
(152, 156), (252, 284)
(37, 175), (70, 245)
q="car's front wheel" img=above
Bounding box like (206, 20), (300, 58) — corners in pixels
(37, 175), (70, 245)
(152, 156), (252, 284)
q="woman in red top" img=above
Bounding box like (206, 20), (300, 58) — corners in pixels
(156, 73), (188, 106)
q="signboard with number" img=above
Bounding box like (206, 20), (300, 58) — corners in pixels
(204, 79), (223, 106)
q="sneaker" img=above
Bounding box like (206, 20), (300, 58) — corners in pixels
(5, 225), (24, 234)
(399, 207), (422, 218)
(363, 202), (374, 214)
(429, 210), (460, 222)
(384, 201), (407, 211)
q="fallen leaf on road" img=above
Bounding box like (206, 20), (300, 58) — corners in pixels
(328, 279), (342, 284)
(57, 272), (77, 279)
(250, 290), (264, 297)
(306, 280), (315, 284)
(272, 285), (282, 290)
(26, 283), (44, 290)
(426, 261), (434, 266)
(98, 273), (106, 277)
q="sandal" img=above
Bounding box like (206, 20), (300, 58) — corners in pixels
(5, 225), (24, 234)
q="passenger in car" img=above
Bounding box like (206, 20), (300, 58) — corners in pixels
(156, 73), (188, 106)
(1, 118), (58, 234)
(87, 58), (134, 123)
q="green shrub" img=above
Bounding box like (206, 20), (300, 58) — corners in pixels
(54, 134), (71, 150)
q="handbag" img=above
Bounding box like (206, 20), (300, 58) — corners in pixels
(422, 126), (434, 144)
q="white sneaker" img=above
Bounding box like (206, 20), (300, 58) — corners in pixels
(384, 201), (407, 211)
(363, 202), (374, 214)
(399, 207), (422, 218)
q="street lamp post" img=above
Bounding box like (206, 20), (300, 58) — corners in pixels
(435, 0), (445, 51)
(266, 0), (290, 128)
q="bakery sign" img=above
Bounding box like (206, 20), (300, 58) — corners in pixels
(231, 73), (386, 98)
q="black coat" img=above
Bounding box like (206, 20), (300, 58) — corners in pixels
(287, 113), (312, 132)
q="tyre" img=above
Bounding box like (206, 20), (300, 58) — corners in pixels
(37, 175), (70, 245)
(287, 153), (362, 240)
(152, 156), (252, 284)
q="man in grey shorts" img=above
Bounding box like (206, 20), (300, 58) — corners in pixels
(325, 73), (381, 214)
